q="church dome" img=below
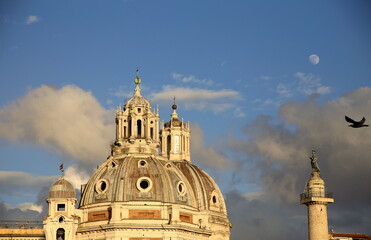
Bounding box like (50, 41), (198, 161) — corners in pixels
(49, 177), (76, 198)
(124, 94), (150, 108)
(77, 76), (231, 240)
(80, 156), (227, 214)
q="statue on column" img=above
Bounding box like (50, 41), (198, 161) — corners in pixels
(310, 150), (320, 173)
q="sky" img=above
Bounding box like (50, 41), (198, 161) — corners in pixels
(1, 0), (371, 239)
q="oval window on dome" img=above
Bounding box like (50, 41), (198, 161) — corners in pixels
(136, 177), (152, 193)
(95, 179), (109, 194)
(138, 160), (147, 167)
(177, 181), (186, 196)
(212, 195), (217, 204)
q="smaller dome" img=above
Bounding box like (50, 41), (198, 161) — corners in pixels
(49, 177), (76, 198)
(125, 95), (150, 108)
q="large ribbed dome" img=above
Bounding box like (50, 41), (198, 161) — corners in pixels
(80, 156), (227, 214)
(76, 77), (231, 240)
(49, 177), (76, 198)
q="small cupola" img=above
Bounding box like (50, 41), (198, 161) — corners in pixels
(160, 98), (191, 161)
(49, 177), (76, 199)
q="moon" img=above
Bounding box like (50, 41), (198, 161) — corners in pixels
(309, 54), (320, 65)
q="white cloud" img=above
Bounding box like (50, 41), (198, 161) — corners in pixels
(294, 72), (331, 95)
(276, 83), (292, 98)
(0, 85), (114, 167)
(172, 73), (214, 86)
(16, 202), (43, 213)
(152, 85), (240, 102)
(234, 107), (246, 118)
(26, 15), (41, 25)
(259, 76), (271, 81)
(151, 85), (241, 114)
(64, 165), (90, 190)
(317, 86), (331, 94)
(3, 201), (43, 213)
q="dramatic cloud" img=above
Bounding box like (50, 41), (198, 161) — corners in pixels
(226, 87), (371, 238)
(172, 73), (214, 86)
(0, 85), (114, 167)
(0, 84), (235, 214)
(0, 171), (57, 197)
(0, 186), (49, 222)
(226, 191), (305, 240)
(26, 15), (40, 25)
(151, 85), (241, 114)
(191, 124), (232, 170)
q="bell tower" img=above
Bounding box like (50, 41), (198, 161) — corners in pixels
(113, 73), (160, 155)
(44, 177), (79, 240)
(300, 150), (334, 240)
(160, 99), (191, 161)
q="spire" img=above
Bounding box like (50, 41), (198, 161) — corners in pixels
(134, 67), (141, 96)
(171, 96), (179, 119)
(160, 98), (190, 161)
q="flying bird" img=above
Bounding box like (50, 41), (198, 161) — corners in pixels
(345, 115), (369, 128)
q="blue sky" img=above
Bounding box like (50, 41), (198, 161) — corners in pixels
(1, 1), (371, 239)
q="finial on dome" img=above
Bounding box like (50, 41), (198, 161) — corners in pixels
(172, 96), (177, 111)
(171, 96), (179, 120)
(134, 67), (141, 95)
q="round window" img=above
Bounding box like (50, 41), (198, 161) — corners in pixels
(212, 195), (217, 204)
(177, 181), (186, 196)
(139, 160), (147, 167)
(136, 177), (152, 192)
(58, 217), (64, 223)
(140, 180), (149, 189)
(100, 181), (107, 191)
(95, 179), (109, 194)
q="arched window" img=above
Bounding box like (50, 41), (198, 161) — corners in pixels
(167, 135), (171, 157)
(174, 135), (180, 154)
(56, 228), (65, 240)
(128, 119), (132, 137)
(137, 120), (142, 137)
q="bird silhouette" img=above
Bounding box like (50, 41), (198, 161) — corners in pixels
(345, 116), (369, 128)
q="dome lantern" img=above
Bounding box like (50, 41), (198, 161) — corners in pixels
(112, 73), (160, 155)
